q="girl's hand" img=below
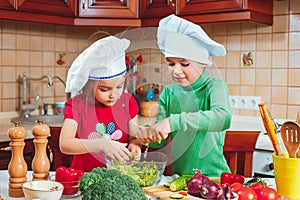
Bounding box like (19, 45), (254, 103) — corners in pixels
(128, 143), (141, 161)
(101, 139), (131, 162)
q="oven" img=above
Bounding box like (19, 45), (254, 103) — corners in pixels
(253, 133), (275, 178)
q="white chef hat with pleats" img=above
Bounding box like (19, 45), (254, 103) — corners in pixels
(65, 36), (130, 94)
(157, 14), (226, 66)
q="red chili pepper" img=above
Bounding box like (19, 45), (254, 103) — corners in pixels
(55, 166), (84, 195)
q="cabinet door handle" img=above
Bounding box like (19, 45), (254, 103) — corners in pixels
(47, 145), (53, 163)
(0, 146), (11, 151)
(169, 0), (175, 7)
(82, 0), (86, 9)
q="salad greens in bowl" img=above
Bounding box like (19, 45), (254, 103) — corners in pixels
(105, 151), (167, 187)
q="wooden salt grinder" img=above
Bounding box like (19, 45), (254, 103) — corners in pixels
(8, 122), (27, 198)
(31, 120), (50, 180)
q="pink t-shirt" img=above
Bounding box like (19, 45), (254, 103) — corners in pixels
(64, 92), (139, 172)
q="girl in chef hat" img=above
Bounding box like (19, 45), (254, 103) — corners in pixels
(59, 36), (141, 172)
(137, 15), (232, 177)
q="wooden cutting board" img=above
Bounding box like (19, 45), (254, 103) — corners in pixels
(142, 177), (220, 200)
(142, 185), (188, 200)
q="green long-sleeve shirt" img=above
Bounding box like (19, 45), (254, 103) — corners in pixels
(150, 69), (232, 177)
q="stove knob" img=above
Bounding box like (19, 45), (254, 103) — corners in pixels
(268, 163), (274, 170)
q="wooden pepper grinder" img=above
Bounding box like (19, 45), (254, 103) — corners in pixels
(31, 120), (50, 180)
(8, 122), (27, 198)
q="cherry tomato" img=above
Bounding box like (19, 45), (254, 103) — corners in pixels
(230, 182), (244, 193)
(250, 181), (268, 190)
(255, 187), (278, 200)
(236, 187), (257, 200)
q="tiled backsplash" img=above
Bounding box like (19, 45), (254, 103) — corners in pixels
(0, 0), (299, 120)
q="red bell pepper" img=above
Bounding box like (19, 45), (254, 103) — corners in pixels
(220, 171), (245, 185)
(55, 166), (84, 195)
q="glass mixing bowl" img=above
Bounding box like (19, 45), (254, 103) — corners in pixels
(106, 151), (167, 187)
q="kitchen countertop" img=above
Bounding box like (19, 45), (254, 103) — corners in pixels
(0, 170), (82, 200)
(0, 170), (276, 200)
(0, 112), (63, 142)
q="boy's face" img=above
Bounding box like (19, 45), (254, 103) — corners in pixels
(94, 75), (125, 106)
(166, 57), (206, 87)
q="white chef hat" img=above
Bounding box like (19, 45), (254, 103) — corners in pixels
(157, 14), (226, 66)
(65, 36), (130, 93)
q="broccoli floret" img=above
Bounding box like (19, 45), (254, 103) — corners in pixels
(79, 167), (148, 200)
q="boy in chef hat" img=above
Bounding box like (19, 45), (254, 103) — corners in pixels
(60, 36), (141, 172)
(137, 15), (232, 177)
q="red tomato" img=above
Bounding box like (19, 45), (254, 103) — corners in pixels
(178, 191), (187, 196)
(255, 187), (278, 200)
(221, 172), (245, 185)
(236, 187), (257, 200)
(250, 181), (268, 191)
(230, 182), (244, 193)
(220, 182), (230, 188)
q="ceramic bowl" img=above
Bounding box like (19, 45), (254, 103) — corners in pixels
(22, 180), (63, 200)
(106, 151), (167, 187)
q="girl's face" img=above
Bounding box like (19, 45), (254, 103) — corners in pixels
(94, 75), (125, 106)
(166, 57), (206, 87)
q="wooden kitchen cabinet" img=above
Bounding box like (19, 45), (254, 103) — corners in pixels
(0, 0), (14, 10)
(0, 0), (273, 27)
(16, 0), (76, 17)
(0, 0), (75, 25)
(141, 0), (244, 18)
(140, 0), (174, 19)
(141, 0), (273, 26)
(0, 133), (69, 171)
(78, 0), (138, 18)
(0, 139), (35, 171)
(49, 126), (73, 170)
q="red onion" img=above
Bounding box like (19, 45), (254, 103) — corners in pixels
(217, 185), (233, 200)
(199, 180), (222, 199)
(187, 169), (209, 197)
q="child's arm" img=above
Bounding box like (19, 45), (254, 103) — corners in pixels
(127, 115), (142, 154)
(128, 115), (161, 146)
(59, 118), (131, 161)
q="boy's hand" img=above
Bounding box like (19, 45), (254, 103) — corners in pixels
(150, 117), (171, 141)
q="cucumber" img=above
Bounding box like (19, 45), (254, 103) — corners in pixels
(169, 174), (194, 192)
(169, 194), (184, 199)
(169, 176), (187, 192)
(181, 174), (194, 182)
(164, 183), (170, 188)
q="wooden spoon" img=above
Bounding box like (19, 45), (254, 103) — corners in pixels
(280, 121), (300, 158)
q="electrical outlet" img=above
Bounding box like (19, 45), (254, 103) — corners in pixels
(229, 95), (240, 109)
(229, 95), (261, 110)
